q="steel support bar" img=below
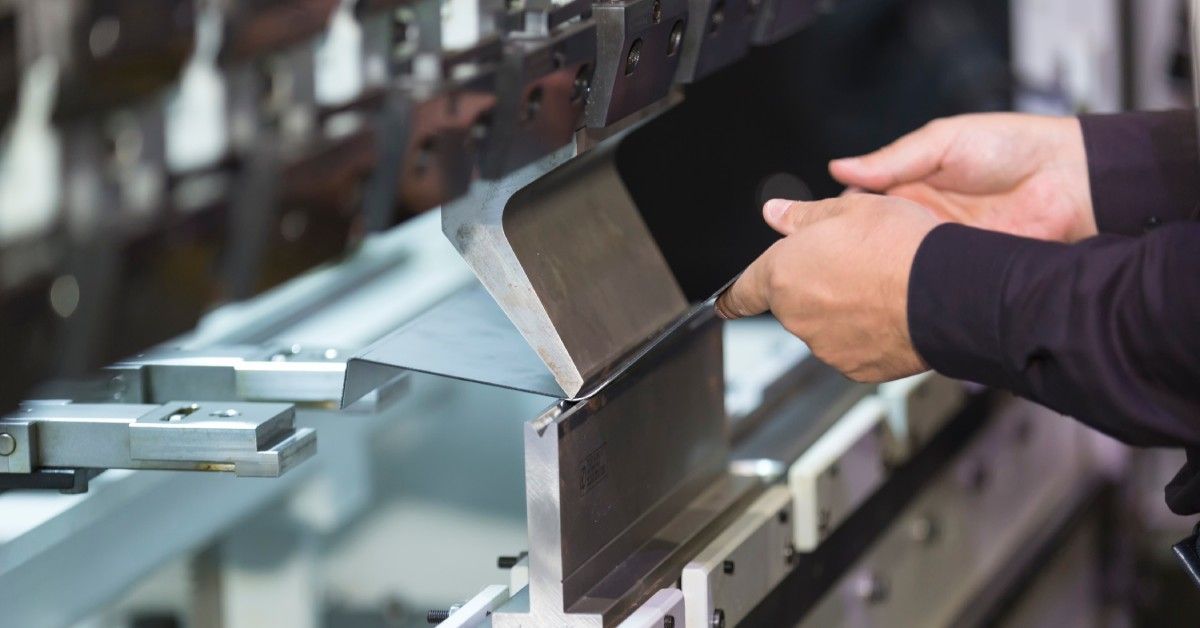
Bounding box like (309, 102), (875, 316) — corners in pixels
(101, 346), (348, 405)
(0, 401), (315, 477)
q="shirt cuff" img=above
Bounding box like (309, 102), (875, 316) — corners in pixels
(1080, 110), (1200, 236)
(907, 223), (1063, 389)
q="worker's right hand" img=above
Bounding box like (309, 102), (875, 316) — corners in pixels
(829, 113), (1097, 243)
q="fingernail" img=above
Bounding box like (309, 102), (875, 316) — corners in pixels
(764, 199), (791, 223)
(830, 157), (859, 168)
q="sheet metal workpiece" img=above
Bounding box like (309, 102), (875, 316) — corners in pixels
(492, 314), (760, 626)
(441, 141), (688, 398)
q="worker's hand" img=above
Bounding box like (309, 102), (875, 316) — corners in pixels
(715, 195), (943, 383)
(830, 113), (1096, 242)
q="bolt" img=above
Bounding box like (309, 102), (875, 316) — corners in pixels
(667, 21), (684, 56)
(210, 409), (240, 418)
(523, 85), (544, 122)
(651, 0), (663, 23)
(323, 348), (339, 360)
(784, 543), (798, 565)
(572, 64), (591, 103)
(711, 609), (726, 628)
(722, 560), (735, 575)
(0, 433), (15, 456)
(663, 616), (675, 628)
(426, 609), (450, 624)
(108, 375), (128, 401)
(708, 1), (725, 34)
(624, 39), (642, 75)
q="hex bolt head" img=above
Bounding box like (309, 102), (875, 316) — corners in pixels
(0, 433), (15, 456)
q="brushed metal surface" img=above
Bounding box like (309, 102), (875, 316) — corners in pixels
(442, 142), (687, 398)
(494, 314), (751, 626)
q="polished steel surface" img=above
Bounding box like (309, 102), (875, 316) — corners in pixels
(494, 314), (757, 626)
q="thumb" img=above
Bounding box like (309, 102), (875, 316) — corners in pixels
(763, 198), (846, 236)
(715, 246), (776, 320)
(828, 120), (954, 191)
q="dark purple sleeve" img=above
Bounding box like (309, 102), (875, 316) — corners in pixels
(1080, 110), (1200, 235)
(908, 222), (1200, 514)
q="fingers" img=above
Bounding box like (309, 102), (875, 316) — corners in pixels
(762, 198), (847, 236)
(828, 119), (955, 191)
(715, 249), (773, 320)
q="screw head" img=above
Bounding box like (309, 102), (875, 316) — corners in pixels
(108, 375), (128, 401)
(667, 21), (684, 56)
(711, 609), (726, 628)
(784, 543), (798, 565)
(625, 39), (642, 75)
(0, 433), (15, 456)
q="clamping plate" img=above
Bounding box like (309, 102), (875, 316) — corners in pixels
(0, 401), (315, 478)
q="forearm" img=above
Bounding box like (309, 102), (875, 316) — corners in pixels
(1081, 110), (1200, 235)
(908, 222), (1200, 448)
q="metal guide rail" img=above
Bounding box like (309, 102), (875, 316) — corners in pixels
(422, 367), (984, 626)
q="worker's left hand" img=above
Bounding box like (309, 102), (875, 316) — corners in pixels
(715, 195), (944, 383)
